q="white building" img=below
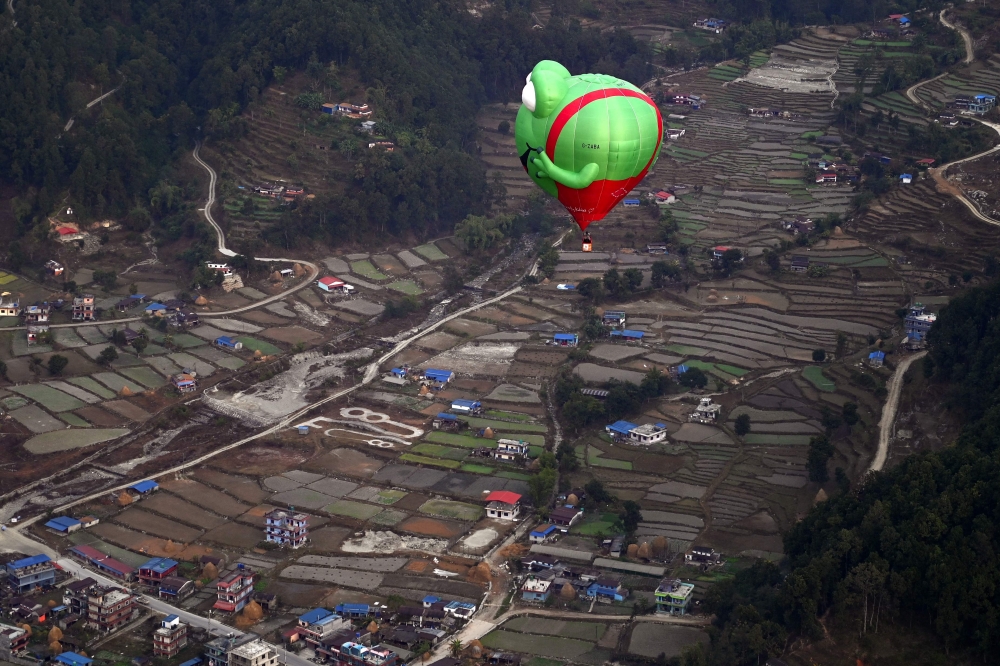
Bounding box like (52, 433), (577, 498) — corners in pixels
(229, 640), (279, 666)
(627, 423), (669, 445)
(484, 491), (521, 520)
(689, 397), (721, 424)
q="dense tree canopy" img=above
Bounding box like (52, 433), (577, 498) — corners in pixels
(1, 0), (651, 242)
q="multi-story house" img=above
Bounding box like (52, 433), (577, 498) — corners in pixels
(0, 622), (30, 661)
(265, 509), (309, 548)
(87, 586), (139, 632)
(655, 578), (695, 615)
(72, 294), (95, 321)
(205, 633), (259, 666)
(138, 557), (178, 588)
(214, 564), (255, 613)
(229, 639), (279, 666)
(153, 615), (188, 657)
(7, 554), (56, 593)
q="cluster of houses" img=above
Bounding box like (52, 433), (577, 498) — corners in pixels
(953, 93), (997, 115)
(385, 366), (455, 389)
(605, 420), (669, 445)
(692, 18), (725, 33)
(669, 93), (704, 110)
(597, 309), (645, 342)
(746, 108), (792, 119)
(253, 183), (305, 200)
(519, 554), (628, 604)
(322, 103), (372, 119)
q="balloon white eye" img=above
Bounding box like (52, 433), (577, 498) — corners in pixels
(526, 73), (532, 83)
(522, 81), (536, 112)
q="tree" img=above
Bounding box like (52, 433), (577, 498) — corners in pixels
(842, 402), (859, 426)
(577, 278), (605, 305)
(497, 120), (510, 135)
(619, 500), (642, 535)
(807, 434), (834, 482)
(0, 360), (6, 379)
(449, 640), (463, 657)
(651, 260), (680, 287)
(716, 248), (743, 276)
(442, 265), (465, 294)
(561, 394), (605, 431)
(835, 331), (848, 358)
(623, 268), (643, 292)
(98, 346), (119, 366)
(812, 348), (826, 362)
(734, 413), (751, 437)
(585, 479), (611, 504)
(47, 355), (69, 376)
(678, 367), (708, 389)
(528, 468), (557, 507)
(603, 268), (628, 298)
(763, 249), (781, 273)
(132, 337), (148, 355)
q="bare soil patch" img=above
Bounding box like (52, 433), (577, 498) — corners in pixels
(114, 507), (204, 542)
(267, 581), (331, 607)
(103, 400), (152, 421)
(515, 349), (568, 365)
(444, 318), (497, 337)
(399, 516), (464, 538)
(191, 469), (270, 504)
(203, 522), (264, 548)
(74, 406), (125, 426)
(159, 478), (252, 517)
(90, 522), (150, 549)
(310, 526), (352, 551)
(392, 493), (429, 511)
(260, 326), (323, 344)
(240, 310), (292, 325)
(141, 493), (228, 530)
(302, 448), (385, 478)
(225, 443), (313, 475)
(417, 331), (463, 352)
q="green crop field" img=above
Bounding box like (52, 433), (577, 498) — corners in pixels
(802, 366), (836, 392)
(120, 366), (167, 388)
(419, 499), (483, 521)
(374, 489), (406, 504)
(236, 337), (281, 355)
(425, 432), (494, 448)
(412, 443), (469, 460)
(571, 512), (618, 536)
(324, 500), (383, 520)
(350, 260), (389, 280)
(413, 243), (448, 261)
(486, 409), (533, 422)
(67, 377), (116, 399)
(11, 385), (86, 412)
(482, 631), (593, 659)
(505, 617), (606, 641)
(460, 463), (495, 474)
(744, 434), (813, 445)
(399, 453), (461, 469)
(386, 280), (424, 295)
(853, 39), (910, 47)
(59, 413), (91, 428)
(801, 131), (823, 139)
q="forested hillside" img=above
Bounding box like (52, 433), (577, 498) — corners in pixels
(1, 0), (650, 243)
(698, 279), (1000, 665)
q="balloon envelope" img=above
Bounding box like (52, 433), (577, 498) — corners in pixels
(515, 61), (663, 230)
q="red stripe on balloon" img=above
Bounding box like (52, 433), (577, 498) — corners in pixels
(545, 87), (662, 176)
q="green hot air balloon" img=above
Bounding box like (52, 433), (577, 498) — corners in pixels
(515, 60), (663, 248)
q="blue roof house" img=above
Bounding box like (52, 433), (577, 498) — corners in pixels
(553, 333), (578, 347)
(869, 351), (886, 367)
(623, 199), (641, 207)
(424, 368), (454, 383)
(45, 516), (82, 533)
(214, 336), (243, 351)
(606, 420), (638, 438)
(144, 303), (167, 316)
(450, 399), (482, 414)
(7, 554), (55, 593)
(530, 525), (558, 543)
(56, 653), (94, 666)
(298, 608), (335, 627)
(610, 329), (644, 341)
(129, 480), (159, 494)
(900, 173), (912, 184)
(335, 603), (374, 618)
(586, 577), (628, 602)
(422, 595), (441, 608)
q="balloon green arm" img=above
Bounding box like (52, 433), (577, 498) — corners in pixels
(532, 151), (599, 189)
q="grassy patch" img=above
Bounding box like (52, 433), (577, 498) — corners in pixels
(801, 130), (823, 139)
(11, 385), (86, 412)
(853, 39), (911, 47)
(235, 337), (281, 355)
(463, 416), (547, 432)
(482, 630), (593, 659)
(324, 500), (383, 520)
(412, 443), (469, 460)
(374, 489), (406, 505)
(588, 447), (633, 470)
(425, 432), (495, 448)
(744, 434), (813, 445)
(769, 178), (805, 185)
(666, 344), (707, 356)
(570, 512), (618, 536)
(419, 498), (483, 521)
(413, 243), (448, 261)
(527, 659), (564, 666)
(802, 366), (836, 392)
(789, 152), (808, 159)
(350, 260), (389, 281)
(486, 409), (533, 422)
(399, 453), (462, 469)
(386, 280), (424, 295)
(496, 471), (532, 481)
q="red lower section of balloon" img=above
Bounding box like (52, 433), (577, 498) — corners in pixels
(556, 171), (651, 231)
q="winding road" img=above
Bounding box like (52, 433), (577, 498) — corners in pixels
(905, 10), (974, 110)
(930, 118), (1000, 227)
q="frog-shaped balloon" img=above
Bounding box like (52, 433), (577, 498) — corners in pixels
(515, 60), (663, 231)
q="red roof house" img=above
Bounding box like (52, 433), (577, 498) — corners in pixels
(484, 491), (522, 520)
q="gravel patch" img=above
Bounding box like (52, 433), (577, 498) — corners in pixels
(297, 555), (408, 572)
(279, 566), (384, 590)
(208, 319), (264, 333)
(166, 354), (215, 377)
(264, 476), (302, 492)
(284, 470), (325, 484)
(272, 488), (338, 510)
(419, 342), (520, 377)
(589, 344), (648, 362)
(573, 363), (644, 384)
(333, 299), (385, 316)
(397, 250), (427, 268)
(485, 384), (540, 403)
(305, 477), (359, 498)
(189, 325), (227, 340)
(478, 332), (531, 341)
(292, 302), (330, 326)
(9, 405), (70, 434)
(51, 328), (88, 348)
(75, 327), (107, 344)
(340, 530), (448, 554)
(237, 287), (268, 300)
(145, 356), (182, 377)
(322, 257), (351, 273)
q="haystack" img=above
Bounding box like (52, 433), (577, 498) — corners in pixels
(652, 536), (667, 557)
(47, 600), (56, 608)
(467, 562), (492, 583)
(47, 627), (63, 642)
(366, 621), (379, 635)
(20, 625), (31, 633)
(118, 491), (133, 506)
(541, 277), (549, 284)
(626, 543), (639, 558)
(636, 542), (651, 560)
(706, 294), (718, 303)
(254, 349), (263, 358)
(119, 386), (132, 396)
(164, 539), (177, 553)
(833, 225), (844, 236)
(418, 385), (430, 396)
(195, 295), (208, 305)
(49, 642), (62, 654)
(709, 288), (718, 296)
(202, 561), (218, 580)
(270, 271), (283, 282)
(560, 582), (576, 600)
(814, 488), (829, 504)
(498, 544), (528, 560)
(483, 427), (494, 439)
(293, 263), (305, 276)
(566, 493), (578, 506)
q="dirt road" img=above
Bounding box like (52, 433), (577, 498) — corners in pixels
(940, 9), (974, 64)
(870, 350), (927, 473)
(906, 11), (973, 109)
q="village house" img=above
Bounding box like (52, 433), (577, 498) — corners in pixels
(171, 373), (197, 393)
(368, 141), (395, 151)
(905, 303), (936, 347)
(153, 615), (188, 657)
(72, 294), (95, 321)
(432, 412), (461, 431)
(586, 576), (627, 602)
(655, 578), (696, 615)
(900, 173), (913, 184)
(423, 368), (454, 384)
(494, 439), (530, 462)
(265, 509), (309, 548)
(0, 622), (30, 661)
(44, 516), (83, 533)
(214, 564), (256, 613)
(450, 399), (482, 415)
(602, 310), (626, 328)
(671, 93), (703, 108)
(0, 292), (19, 317)
(815, 171), (837, 184)
(6, 554), (56, 593)
(549, 506), (584, 529)
(654, 190), (676, 204)
(254, 183), (284, 198)
(783, 216), (815, 235)
(689, 397), (722, 423)
(552, 333), (578, 347)
(530, 524), (558, 543)
(68, 545), (134, 581)
(664, 129), (684, 140)
(484, 490), (522, 520)
(686, 546), (722, 564)
(215, 336), (244, 351)
(521, 575), (552, 602)
(86, 585), (139, 632)
(790, 255), (810, 272)
(693, 17), (725, 32)
(138, 557), (178, 588)
(869, 351), (886, 367)
(45, 260), (64, 276)
(157, 576), (194, 601)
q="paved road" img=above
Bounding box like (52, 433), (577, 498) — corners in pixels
(7, 0), (15, 26)
(870, 350), (927, 473)
(930, 118), (1000, 227)
(193, 142), (237, 258)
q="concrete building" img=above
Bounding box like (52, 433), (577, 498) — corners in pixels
(153, 615), (188, 657)
(484, 491), (522, 520)
(138, 557), (179, 588)
(72, 294), (95, 321)
(205, 633), (260, 666)
(0, 622), (30, 661)
(905, 303), (936, 347)
(214, 564), (256, 613)
(655, 578), (695, 615)
(494, 439), (529, 462)
(86, 585), (139, 632)
(521, 575), (552, 602)
(7, 554), (56, 593)
(265, 509), (309, 548)
(158, 576), (195, 601)
(689, 397), (721, 424)
(229, 639), (279, 666)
